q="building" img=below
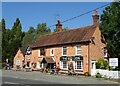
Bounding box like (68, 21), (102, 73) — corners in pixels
(25, 10), (108, 74)
(13, 49), (25, 70)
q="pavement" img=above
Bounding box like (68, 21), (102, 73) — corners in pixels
(1, 69), (119, 85)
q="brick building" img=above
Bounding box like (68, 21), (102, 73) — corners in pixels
(24, 10), (107, 74)
(13, 49), (25, 70)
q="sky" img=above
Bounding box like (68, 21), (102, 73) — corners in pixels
(2, 2), (110, 32)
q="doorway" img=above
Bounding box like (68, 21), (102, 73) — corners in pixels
(91, 60), (96, 76)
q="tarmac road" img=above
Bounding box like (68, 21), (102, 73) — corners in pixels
(1, 70), (119, 85)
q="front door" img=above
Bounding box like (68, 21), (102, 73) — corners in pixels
(91, 60), (96, 76)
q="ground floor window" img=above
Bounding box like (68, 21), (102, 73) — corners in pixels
(60, 61), (68, 70)
(74, 61), (83, 70)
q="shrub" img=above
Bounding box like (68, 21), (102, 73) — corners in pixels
(96, 58), (109, 69)
(95, 72), (102, 78)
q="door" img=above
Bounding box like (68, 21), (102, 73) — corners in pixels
(91, 60), (96, 76)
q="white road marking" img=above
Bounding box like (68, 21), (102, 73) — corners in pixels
(5, 81), (19, 84)
(34, 79), (38, 80)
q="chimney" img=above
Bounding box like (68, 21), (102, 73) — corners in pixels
(92, 10), (99, 26)
(56, 20), (62, 32)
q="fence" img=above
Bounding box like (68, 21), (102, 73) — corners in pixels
(91, 69), (119, 79)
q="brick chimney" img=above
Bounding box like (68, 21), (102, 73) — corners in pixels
(56, 20), (62, 32)
(92, 10), (99, 26)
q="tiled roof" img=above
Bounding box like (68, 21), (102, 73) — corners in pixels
(31, 25), (96, 48)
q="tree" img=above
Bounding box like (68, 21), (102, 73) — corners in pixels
(4, 18), (23, 64)
(54, 27), (69, 32)
(22, 26), (35, 51)
(1, 18), (8, 62)
(34, 23), (51, 40)
(100, 2), (120, 58)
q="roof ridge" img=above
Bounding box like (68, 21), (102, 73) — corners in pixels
(38, 25), (94, 38)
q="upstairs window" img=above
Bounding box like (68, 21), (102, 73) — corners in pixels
(76, 45), (81, 55)
(62, 46), (67, 56)
(38, 48), (45, 57)
(50, 48), (54, 56)
(104, 47), (107, 57)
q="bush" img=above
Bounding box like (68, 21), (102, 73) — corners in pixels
(96, 58), (109, 69)
(95, 72), (102, 78)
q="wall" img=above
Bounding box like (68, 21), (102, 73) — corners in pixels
(92, 69), (119, 79)
(13, 49), (24, 69)
(89, 26), (107, 74)
(31, 44), (89, 73)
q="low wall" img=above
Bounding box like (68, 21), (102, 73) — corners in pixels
(92, 69), (119, 79)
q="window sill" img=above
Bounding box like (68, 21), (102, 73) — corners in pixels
(74, 69), (83, 71)
(62, 55), (67, 57)
(60, 68), (68, 70)
(38, 56), (42, 58)
(75, 54), (82, 56)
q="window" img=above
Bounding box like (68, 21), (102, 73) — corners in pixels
(76, 45), (81, 55)
(38, 49), (41, 57)
(104, 47), (107, 57)
(16, 60), (20, 65)
(60, 61), (68, 70)
(38, 48), (45, 57)
(62, 46), (67, 56)
(74, 61), (83, 70)
(50, 48), (54, 56)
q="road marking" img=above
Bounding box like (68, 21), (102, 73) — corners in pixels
(5, 81), (19, 84)
(34, 79), (38, 80)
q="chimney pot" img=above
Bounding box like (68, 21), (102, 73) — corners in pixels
(94, 10), (98, 15)
(92, 10), (99, 26)
(56, 20), (62, 32)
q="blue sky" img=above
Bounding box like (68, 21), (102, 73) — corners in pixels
(2, 2), (110, 32)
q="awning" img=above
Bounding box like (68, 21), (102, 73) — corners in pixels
(41, 57), (55, 63)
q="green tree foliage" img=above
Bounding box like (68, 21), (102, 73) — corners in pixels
(34, 23), (51, 41)
(2, 18), (24, 64)
(0, 22), (2, 56)
(22, 26), (35, 51)
(96, 58), (109, 69)
(54, 27), (69, 32)
(100, 2), (120, 58)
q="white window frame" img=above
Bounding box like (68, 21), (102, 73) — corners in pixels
(62, 46), (67, 56)
(60, 61), (68, 70)
(104, 47), (107, 57)
(74, 61), (83, 70)
(38, 49), (41, 57)
(76, 45), (82, 55)
(50, 48), (54, 56)
(38, 49), (43, 57)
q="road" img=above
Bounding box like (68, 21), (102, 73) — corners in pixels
(1, 70), (119, 85)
